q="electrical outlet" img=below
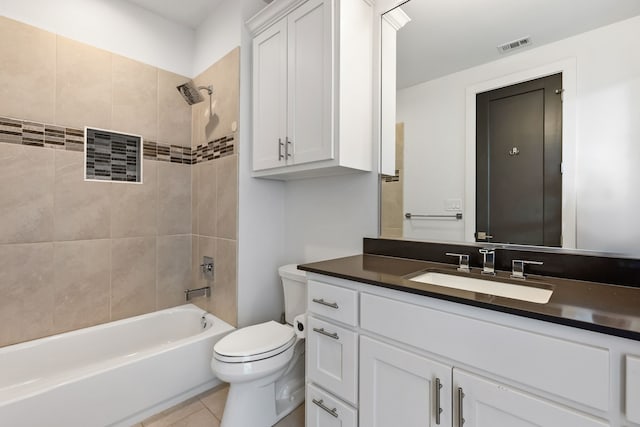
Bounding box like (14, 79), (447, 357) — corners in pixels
(445, 198), (462, 211)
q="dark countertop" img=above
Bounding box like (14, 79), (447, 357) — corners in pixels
(299, 254), (640, 341)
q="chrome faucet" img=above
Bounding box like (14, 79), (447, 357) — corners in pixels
(511, 259), (544, 280)
(446, 253), (470, 273)
(479, 248), (495, 275)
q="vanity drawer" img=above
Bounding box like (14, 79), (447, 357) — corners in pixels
(307, 315), (358, 405)
(306, 383), (357, 427)
(360, 292), (610, 412)
(627, 355), (640, 424)
(308, 280), (358, 326)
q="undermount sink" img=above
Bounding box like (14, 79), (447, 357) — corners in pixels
(409, 271), (553, 304)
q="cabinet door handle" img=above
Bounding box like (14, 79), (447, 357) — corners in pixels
(312, 327), (339, 340)
(286, 137), (292, 158)
(457, 387), (465, 427)
(278, 138), (284, 160)
(435, 377), (443, 425)
(312, 298), (339, 309)
(312, 398), (338, 418)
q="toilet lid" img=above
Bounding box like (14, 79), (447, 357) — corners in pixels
(214, 321), (295, 358)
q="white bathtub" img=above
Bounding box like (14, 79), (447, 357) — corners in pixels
(0, 304), (235, 427)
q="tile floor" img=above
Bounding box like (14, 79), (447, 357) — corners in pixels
(133, 384), (305, 427)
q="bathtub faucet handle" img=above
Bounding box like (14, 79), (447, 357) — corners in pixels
(200, 256), (214, 280)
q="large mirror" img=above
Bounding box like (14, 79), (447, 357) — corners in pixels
(380, 0), (640, 257)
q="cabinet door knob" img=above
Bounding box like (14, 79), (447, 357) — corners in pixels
(278, 138), (284, 160)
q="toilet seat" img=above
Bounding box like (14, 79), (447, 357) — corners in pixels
(214, 321), (296, 363)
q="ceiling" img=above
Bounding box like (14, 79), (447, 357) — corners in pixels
(394, 0), (640, 89)
(126, 0), (225, 28)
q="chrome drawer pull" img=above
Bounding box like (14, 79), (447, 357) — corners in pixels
(435, 377), (443, 425)
(312, 398), (338, 418)
(312, 327), (339, 340)
(312, 298), (339, 309)
(458, 387), (465, 426)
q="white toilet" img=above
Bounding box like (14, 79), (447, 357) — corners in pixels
(211, 264), (307, 427)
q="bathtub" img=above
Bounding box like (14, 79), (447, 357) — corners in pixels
(0, 304), (235, 427)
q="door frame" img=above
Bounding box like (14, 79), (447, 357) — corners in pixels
(464, 58), (577, 248)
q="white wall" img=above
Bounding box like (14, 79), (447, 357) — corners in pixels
(397, 15), (640, 256)
(284, 173), (379, 263)
(0, 0), (195, 77)
(236, 0), (291, 328)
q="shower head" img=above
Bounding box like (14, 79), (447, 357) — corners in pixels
(176, 81), (213, 105)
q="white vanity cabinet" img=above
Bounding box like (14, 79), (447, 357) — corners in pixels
(304, 272), (640, 427)
(248, 0), (373, 179)
(306, 280), (359, 426)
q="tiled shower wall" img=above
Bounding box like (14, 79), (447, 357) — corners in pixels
(0, 17), (239, 347)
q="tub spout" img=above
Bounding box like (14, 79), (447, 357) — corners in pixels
(185, 286), (211, 301)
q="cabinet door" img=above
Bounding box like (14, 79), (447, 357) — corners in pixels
(287, 0), (334, 165)
(252, 18), (288, 171)
(360, 336), (452, 427)
(453, 369), (608, 427)
(627, 355), (640, 424)
(307, 383), (357, 427)
(307, 316), (358, 405)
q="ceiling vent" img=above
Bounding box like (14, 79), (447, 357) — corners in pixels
(497, 36), (531, 54)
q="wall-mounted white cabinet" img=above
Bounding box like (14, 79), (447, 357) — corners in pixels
(248, 0), (373, 180)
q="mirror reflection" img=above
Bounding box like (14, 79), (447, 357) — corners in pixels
(380, 0), (640, 257)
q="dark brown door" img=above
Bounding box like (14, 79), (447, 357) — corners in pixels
(476, 73), (562, 246)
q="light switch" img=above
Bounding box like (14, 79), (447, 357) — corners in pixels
(445, 198), (462, 211)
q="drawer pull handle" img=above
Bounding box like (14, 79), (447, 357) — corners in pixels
(312, 398), (338, 418)
(435, 377), (443, 425)
(458, 387), (465, 426)
(312, 327), (339, 340)
(312, 298), (339, 309)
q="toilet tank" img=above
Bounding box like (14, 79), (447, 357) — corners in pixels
(278, 264), (307, 325)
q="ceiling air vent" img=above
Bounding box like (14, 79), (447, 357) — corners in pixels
(497, 36), (531, 54)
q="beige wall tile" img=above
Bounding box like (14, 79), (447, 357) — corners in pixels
(191, 164), (198, 235)
(190, 236), (216, 313)
(112, 55), (158, 141)
(111, 236), (156, 320)
(53, 239), (111, 332)
(196, 161), (217, 237)
(158, 70), (192, 147)
(0, 243), (55, 347)
(157, 235), (192, 309)
(211, 238), (237, 327)
(0, 144), (54, 244)
(157, 162), (191, 236)
(216, 155), (237, 240)
(55, 36), (112, 130)
(111, 160), (157, 238)
(54, 150), (111, 241)
(0, 17), (56, 123)
(192, 48), (240, 146)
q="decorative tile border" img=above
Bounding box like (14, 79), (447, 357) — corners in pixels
(0, 116), (235, 165)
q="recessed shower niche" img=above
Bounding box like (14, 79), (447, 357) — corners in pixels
(85, 127), (142, 183)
